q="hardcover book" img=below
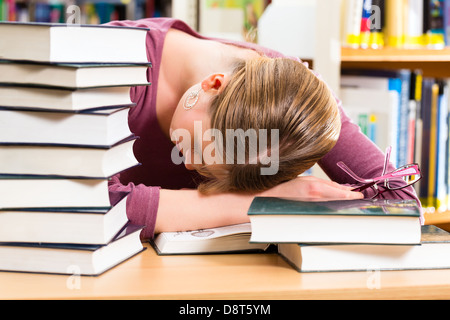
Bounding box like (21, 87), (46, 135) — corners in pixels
(0, 60), (151, 89)
(278, 225), (450, 272)
(0, 22), (149, 63)
(0, 195), (129, 245)
(248, 197), (422, 245)
(0, 106), (133, 146)
(0, 224), (145, 276)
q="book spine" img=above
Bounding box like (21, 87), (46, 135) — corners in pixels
(444, 0), (450, 45)
(418, 78), (433, 207)
(342, 0), (364, 48)
(360, 0), (373, 48)
(405, 0), (425, 47)
(446, 79), (450, 210)
(385, 0), (405, 47)
(369, 0), (385, 48)
(427, 82), (439, 208)
(424, 0), (446, 48)
(436, 81), (449, 211)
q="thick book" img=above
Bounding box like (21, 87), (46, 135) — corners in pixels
(0, 195), (128, 244)
(0, 60), (151, 89)
(0, 22), (149, 63)
(0, 136), (139, 178)
(0, 85), (134, 111)
(0, 177), (110, 209)
(152, 223), (270, 255)
(0, 224), (145, 276)
(278, 225), (450, 272)
(0, 106), (133, 146)
(248, 197), (422, 245)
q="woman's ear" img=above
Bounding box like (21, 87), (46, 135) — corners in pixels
(201, 73), (227, 94)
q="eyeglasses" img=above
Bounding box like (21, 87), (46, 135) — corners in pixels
(337, 146), (421, 198)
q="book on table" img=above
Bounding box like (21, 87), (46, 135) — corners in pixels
(0, 195), (129, 245)
(248, 197), (422, 245)
(0, 60), (151, 89)
(0, 136), (139, 178)
(152, 223), (270, 255)
(0, 22), (149, 63)
(0, 106), (133, 146)
(0, 177), (111, 209)
(278, 225), (450, 272)
(0, 84), (135, 111)
(0, 223), (145, 276)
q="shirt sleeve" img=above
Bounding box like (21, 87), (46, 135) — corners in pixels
(109, 174), (160, 239)
(318, 95), (421, 207)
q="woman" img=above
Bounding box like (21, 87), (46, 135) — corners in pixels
(107, 18), (419, 239)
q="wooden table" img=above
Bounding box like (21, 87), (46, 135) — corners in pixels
(2, 242), (450, 300)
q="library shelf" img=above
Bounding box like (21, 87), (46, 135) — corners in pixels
(341, 47), (450, 78)
(341, 46), (450, 230)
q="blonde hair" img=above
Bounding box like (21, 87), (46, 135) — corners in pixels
(196, 57), (341, 195)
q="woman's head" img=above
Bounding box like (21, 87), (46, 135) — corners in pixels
(170, 57), (341, 194)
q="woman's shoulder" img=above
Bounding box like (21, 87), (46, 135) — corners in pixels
(104, 17), (198, 37)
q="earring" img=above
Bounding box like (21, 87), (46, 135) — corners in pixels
(184, 87), (202, 110)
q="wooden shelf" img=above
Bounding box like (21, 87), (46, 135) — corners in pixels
(342, 47), (450, 62)
(341, 47), (450, 78)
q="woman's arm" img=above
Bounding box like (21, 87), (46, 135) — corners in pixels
(111, 173), (363, 238)
(155, 176), (363, 234)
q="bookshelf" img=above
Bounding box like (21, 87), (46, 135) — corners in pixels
(341, 46), (450, 229)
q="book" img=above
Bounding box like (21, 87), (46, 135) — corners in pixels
(0, 85), (133, 111)
(248, 197), (422, 245)
(0, 60), (151, 89)
(444, 0), (450, 46)
(369, 0), (385, 49)
(419, 78), (435, 207)
(423, 0), (446, 48)
(341, 0), (364, 48)
(0, 136), (139, 178)
(0, 223), (145, 276)
(278, 225), (450, 272)
(435, 81), (449, 211)
(408, 70), (423, 164)
(0, 177), (110, 209)
(385, 0), (404, 47)
(0, 106), (133, 146)
(152, 223), (270, 255)
(404, 0), (424, 48)
(0, 194), (128, 244)
(0, 22), (149, 63)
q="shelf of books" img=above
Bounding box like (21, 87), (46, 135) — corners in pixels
(0, 0), (168, 24)
(340, 60), (450, 229)
(339, 0), (450, 229)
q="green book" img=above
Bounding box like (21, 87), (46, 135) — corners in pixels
(248, 197), (421, 245)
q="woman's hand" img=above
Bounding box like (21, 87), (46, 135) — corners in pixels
(259, 175), (364, 200)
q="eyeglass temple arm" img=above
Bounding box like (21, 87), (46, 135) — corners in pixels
(336, 161), (373, 183)
(337, 146), (393, 184)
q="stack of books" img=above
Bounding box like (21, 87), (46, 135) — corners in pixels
(0, 21), (151, 276)
(248, 197), (450, 273)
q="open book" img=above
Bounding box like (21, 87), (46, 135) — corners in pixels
(151, 223), (270, 255)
